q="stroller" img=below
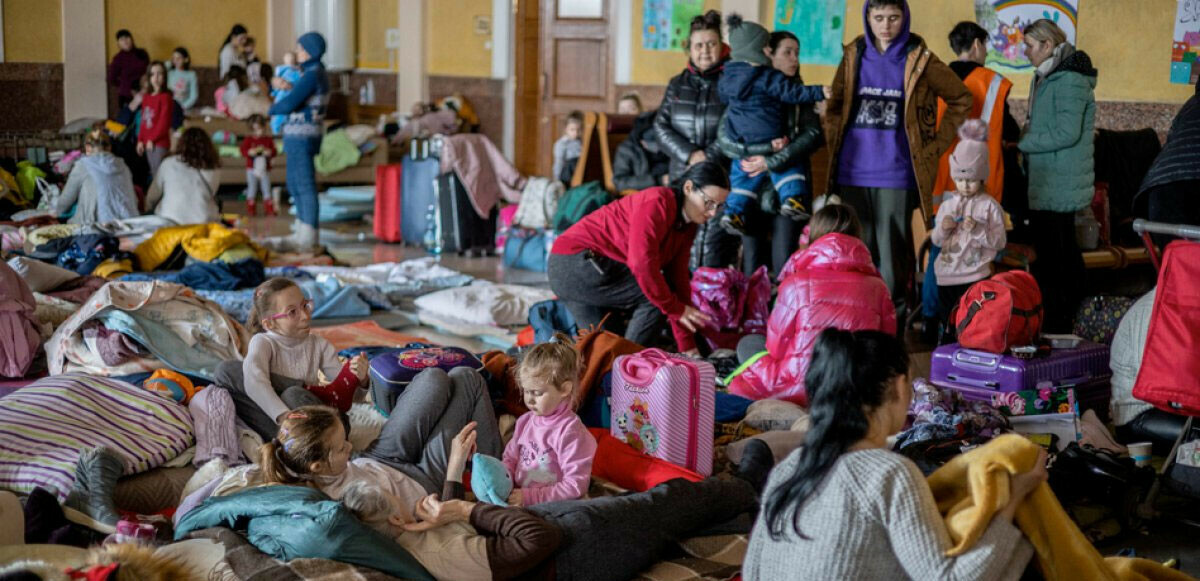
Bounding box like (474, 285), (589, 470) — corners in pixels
(1131, 219), (1200, 525)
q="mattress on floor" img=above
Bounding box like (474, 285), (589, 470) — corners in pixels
(325, 186), (375, 204)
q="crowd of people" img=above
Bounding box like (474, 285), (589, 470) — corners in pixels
(98, 24), (328, 251)
(12, 1), (1199, 578)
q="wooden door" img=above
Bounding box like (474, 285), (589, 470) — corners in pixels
(530, 0), (613, 178)
(513, 0), (542, 176)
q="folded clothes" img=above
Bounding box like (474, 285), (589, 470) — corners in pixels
(82, 321), (149, 366)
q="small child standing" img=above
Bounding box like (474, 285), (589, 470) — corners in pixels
(503, 335), (597, 506)
(552, 111), (584, 186)
(136, 61), (177, 178)
(239, 114), (277, 216)
(717, 14), (828, 235)
(215, 278), (368, 439)
(930, 120), (1007, 339)
(271, 52), (302, 135)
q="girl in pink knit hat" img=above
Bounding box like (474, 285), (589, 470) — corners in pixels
(930, 119), (1008, 343)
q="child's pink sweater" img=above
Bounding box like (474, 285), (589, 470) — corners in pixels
(502, 402), (597, 505)
(930, 191), (1007, 286)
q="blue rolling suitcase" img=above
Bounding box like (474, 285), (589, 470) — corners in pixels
(400, 157), (441, 245)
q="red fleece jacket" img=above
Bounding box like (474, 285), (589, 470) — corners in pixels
(552, 187), (698, 351)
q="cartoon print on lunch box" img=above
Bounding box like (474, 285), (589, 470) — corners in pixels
(617, 397), (659, 453)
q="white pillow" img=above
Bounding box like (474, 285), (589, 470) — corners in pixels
(413, 281), (555, 327)
(7, 256), (79, 293)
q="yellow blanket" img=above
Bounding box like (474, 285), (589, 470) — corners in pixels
(134, 223), (265, 271)
(928, 434), (1193, 581)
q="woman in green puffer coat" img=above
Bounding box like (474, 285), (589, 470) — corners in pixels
(1018, 18), (1097, 333)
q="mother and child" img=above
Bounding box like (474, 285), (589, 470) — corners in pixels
(174, 275), (773, 580)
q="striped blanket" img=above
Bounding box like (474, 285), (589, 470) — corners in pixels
(0, 374), (194, 501)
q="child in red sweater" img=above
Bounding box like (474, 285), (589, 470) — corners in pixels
(136, 61), (176, 178)
(240, 114), (278, 216)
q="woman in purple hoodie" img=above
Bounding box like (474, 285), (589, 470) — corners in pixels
(823, 0), (971, 317)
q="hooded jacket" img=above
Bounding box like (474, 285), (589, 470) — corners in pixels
(824, 0), (972, 225)
(269, 32), (330, 140)
(728, 233), (896, 404)
(1018, 44), (1098, 213)
(654, 58), (730, 179)
(718, 62), (825, 145)
(56, 152), (138, 225)
(613, 110), (672, 192)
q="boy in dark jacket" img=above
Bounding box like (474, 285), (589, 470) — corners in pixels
(612, 110), (671, 193)
(718, 14), (828, 235)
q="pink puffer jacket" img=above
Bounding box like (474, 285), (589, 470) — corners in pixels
(729, 234), (896, 405)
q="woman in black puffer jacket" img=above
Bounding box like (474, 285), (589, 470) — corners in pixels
(654, 9), (739, 270)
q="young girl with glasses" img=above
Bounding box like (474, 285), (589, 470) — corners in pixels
(212, 278), (368, 439)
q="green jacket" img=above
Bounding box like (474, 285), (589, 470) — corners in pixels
(1018, 47), (1098, 213)
(174, 485), (434, 580)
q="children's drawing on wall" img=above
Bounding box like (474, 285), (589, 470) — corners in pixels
(1171, 0), (1200, 84)
(642, 0), (706, 51)
(975, 0), (1080, 75)
(773, 0), (847, 66)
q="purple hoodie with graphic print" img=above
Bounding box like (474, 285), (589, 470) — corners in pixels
(837, 0), (918, 190)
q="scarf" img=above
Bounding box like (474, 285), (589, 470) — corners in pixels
(1026, 43), (1074, 122)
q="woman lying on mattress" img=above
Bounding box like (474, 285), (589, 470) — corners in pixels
(177, 383), (767, 580)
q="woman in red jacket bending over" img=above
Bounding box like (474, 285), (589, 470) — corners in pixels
(729, 204), (896, 404)
(548, 161), (729, 354)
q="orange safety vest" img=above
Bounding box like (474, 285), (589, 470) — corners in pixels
(932, 66), (1013, 213)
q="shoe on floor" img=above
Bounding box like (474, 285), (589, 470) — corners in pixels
(720, 213), (749, 236)
(736, 438), (776, 494)
(780, 197), (811, 221)
(246, 200), (257, 216)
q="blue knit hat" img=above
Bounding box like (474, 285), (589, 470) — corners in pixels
(298, 32), (326, 61)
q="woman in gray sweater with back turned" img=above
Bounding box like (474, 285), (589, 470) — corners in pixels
(744, 328), (1044, 580)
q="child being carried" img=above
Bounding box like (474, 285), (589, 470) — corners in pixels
(717, 13), (829, 235)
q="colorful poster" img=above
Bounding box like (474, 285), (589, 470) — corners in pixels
(774, 0), (847, 66)
(975, 0), (1081, 75)
(1171, 0), (1200, 84)
(642, 0), (705, 51)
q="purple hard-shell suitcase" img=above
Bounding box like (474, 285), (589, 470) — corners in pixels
(930, 342), (1112, 418)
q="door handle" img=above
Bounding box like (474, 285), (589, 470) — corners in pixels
(541, 72), (549, 102)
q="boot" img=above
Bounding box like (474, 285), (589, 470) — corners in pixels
(264, 198), (276, 217)
(246, 200), (257, 216)
(294, 221), (320, 252)
(735, 439), (776, 494)
(65, 447), (124, 526)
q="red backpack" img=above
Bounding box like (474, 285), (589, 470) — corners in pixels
(1133, 240), (1200, 415)
(953, 271), (1044, 354)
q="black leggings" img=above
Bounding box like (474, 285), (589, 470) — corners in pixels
(547, 251), (670, 347)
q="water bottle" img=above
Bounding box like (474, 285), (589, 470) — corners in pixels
(423, 203), (442, 255)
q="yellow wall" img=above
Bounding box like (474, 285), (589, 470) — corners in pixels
(630, 0), (722, 84)
(358, 0), (399, 70)
(3, 0), (63, 63)
(426, 0), (493, 77)
(752, 0), (1191, 104)
(104, 0), (267, 67)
